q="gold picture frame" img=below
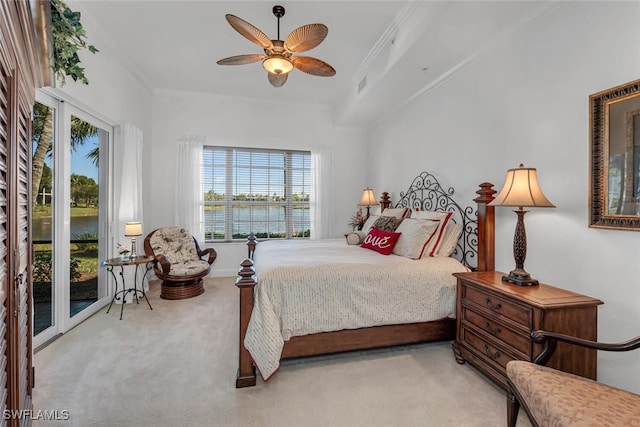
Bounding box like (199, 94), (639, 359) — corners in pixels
(590, 78), (640, 230)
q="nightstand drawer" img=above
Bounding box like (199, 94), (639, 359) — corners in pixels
(461, 307), (531, 358)
(463, 285), (532, 328)
(460, 326), (516, 371)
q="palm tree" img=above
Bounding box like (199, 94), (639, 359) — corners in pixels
(32, 103), (53, 205)
(32, 102), (98, 205)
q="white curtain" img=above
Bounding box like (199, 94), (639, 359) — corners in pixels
(114, 124), (144, 239)
(113, 124), (145, 301)
(175, 136), (205, 243)
(310, 148), (333, 240)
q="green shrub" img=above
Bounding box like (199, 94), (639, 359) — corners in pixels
(33, 251), (81, 282)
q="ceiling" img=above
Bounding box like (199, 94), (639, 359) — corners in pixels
(74, 1), (400, 103)
(72, 1), (559, 126)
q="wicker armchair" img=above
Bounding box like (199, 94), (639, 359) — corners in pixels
(507, 330), (640, 427)
(144, 226), (217, 300)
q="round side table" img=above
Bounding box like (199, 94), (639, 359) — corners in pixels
(104, 255), (153, 319)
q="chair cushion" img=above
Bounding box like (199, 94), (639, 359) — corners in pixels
(164, 259), (210, 277)
(149, 227), (200, 265)
(507, 360), (640, 426)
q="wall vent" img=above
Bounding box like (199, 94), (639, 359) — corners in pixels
(358, 76), (367, 93)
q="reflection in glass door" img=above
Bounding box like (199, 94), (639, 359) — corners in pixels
(33, 92), (113, 348)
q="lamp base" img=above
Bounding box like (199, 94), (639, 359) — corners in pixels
(502, 269), (539, 287)
(130, 237), (137, 260)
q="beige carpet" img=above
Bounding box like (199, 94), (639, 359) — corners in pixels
(33, 277), (532, 427)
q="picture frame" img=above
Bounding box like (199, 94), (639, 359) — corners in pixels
(589, 78), (640, 230)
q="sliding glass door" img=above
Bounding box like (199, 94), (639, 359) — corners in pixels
(33, 91), (113, 348)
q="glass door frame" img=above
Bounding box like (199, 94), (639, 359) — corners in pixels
(34, 90), (115, 348)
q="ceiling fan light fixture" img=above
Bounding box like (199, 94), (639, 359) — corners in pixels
(262, 54), (293, 75)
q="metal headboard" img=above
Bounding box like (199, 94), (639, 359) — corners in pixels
(393, 171), (478, 269)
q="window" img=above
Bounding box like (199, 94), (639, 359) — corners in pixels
(202, 146), (312, 241)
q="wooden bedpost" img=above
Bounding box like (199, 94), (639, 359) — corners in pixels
(247, 233), (257, 259)
(380, 192), (391, 211)
(474, 182), (496, 272)
(235, 258), (257, 388)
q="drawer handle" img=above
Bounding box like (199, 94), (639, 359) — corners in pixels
(484, 321), (502, 336)
(485, 297), (502, 311)
(484, 344), (501, 360)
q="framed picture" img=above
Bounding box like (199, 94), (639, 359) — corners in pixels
(590, 78), (640, 230)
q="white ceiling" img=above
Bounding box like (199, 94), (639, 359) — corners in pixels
(73, 0), (559, 126)
(74, 1), (399, 103)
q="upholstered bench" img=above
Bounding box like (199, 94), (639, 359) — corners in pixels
(144, 226), (217, 300)
(507, 331), (640, 427)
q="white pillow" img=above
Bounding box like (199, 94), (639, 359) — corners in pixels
(361, 214), (379, 235)
(346, 231), (366, 245)
(435, 222), (463, 257)
(411, 210), (453, 257)
(381, 207), (409, 219)
(411, 210), (452, 221)
(392, 219), (440, 259)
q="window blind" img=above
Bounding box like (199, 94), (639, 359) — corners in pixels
(202, 146), (312, 241)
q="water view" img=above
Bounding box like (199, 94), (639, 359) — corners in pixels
(32, 215), (98, 242)
(204, 206), (310, 239)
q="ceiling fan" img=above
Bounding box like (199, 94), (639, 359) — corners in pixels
(216, 5), (336, 88)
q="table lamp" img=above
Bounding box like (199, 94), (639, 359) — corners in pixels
(124, 221), (143, 259)
(359, 187), (377, 220)
(489, 164), (555, 286)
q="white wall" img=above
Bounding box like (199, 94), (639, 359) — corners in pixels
(149, 91), (368, 276)
(51, 40), (152, 135)
(366, 2), (640, 393)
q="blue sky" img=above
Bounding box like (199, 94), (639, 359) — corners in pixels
(41, 134), (99, 182)
(71, 134), (99, 182)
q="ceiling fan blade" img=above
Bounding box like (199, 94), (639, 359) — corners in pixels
(284, 24), (328, 52)
(292, 56), (336, 77)
(225, 14), (273, 49)
(268, 72), (288, 88)
(217, 54), (265, 66)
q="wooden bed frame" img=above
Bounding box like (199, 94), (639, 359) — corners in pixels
(234, 176), (496, 387)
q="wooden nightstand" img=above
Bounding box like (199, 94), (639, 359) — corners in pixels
(451, 271), (603, 390)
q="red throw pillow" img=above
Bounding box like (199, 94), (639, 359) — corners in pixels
(361, 227), (402, 255)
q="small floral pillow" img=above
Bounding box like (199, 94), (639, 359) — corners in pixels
(373, 216), (402, 232)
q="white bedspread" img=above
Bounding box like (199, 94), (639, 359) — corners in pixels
(244, 239), (469, 380)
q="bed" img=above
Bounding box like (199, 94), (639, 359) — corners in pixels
(234, 172), (497, 387)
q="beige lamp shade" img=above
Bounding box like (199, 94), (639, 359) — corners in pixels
(124, 221), (143, 236)
(359, 188), (377, 206)
(489, 164), (555, 208)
